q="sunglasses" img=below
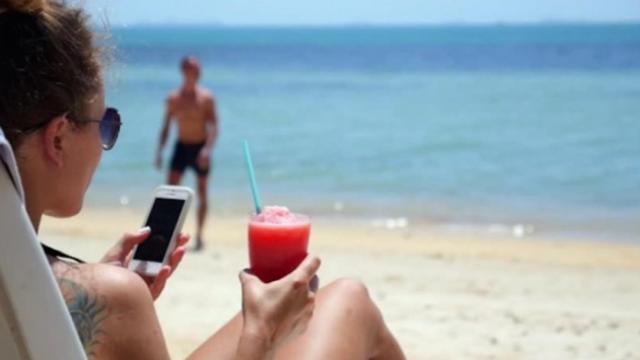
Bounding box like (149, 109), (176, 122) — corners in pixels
(85, 107), (122, 150)
(22, 107), (122, 151)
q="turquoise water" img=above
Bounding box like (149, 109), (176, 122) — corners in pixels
(90, 24), (640, 241)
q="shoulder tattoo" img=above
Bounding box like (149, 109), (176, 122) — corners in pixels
(57, 278), (109, 357)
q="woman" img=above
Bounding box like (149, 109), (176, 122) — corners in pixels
(0, 1), (405, 359)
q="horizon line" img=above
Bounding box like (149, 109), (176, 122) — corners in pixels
(104, 19), (640, 29)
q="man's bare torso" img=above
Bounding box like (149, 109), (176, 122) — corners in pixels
(167, 86), (214, 144)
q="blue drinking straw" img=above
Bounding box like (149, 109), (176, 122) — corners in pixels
(243, 140), (263, 214)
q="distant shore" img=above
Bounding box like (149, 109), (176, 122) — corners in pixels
(40, 206), (640, 359)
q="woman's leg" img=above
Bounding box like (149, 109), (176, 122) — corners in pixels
(277, 278), (405, 360)
(188, 278), (405, 360)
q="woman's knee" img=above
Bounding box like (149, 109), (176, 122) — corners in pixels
(326, 278), (370, 299)
(321, 277), (379, 316)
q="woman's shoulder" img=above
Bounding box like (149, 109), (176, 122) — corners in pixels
(50, 260), (159, 357)
(51, 260), (150, 301)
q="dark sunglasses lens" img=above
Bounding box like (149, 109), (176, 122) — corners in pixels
(100, 108), (120, 150)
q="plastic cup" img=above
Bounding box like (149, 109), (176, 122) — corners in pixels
(248, 211), (310, 283)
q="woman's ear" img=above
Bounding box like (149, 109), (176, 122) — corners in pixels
(41, 115), (70, 167)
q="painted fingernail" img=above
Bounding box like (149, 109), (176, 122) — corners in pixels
(309, 275), (319, 293)
(138, 226), (151, 234)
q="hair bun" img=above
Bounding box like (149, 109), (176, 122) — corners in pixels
(4, 0), (48, 14)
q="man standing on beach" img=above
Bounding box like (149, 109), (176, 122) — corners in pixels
(156, 56), (218, 251)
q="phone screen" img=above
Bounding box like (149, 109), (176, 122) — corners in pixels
(133, 198), (185, 262)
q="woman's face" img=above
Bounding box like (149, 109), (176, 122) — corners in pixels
(45, 86), (106, 217)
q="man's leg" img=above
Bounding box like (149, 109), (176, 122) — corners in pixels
(188, 278), (405, 360)
(167, 170), (183, 186)
(194, 175), (208, 251)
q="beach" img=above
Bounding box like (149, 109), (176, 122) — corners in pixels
(40, 207), (640, 359)
(36, 25), (640, 358)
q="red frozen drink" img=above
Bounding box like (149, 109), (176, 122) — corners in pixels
(248, 206), (310, 283)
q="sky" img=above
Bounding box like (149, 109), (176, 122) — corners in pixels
(84, 0), (640, 26)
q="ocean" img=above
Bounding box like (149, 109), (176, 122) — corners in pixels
(91, 24), (640, 241)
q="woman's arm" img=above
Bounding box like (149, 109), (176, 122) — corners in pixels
(54, 255), (319, 360)
(188, 256), (321, 360)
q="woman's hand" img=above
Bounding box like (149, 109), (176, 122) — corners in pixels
(236, 255), (321, 358)
(100, 227), (190, 300)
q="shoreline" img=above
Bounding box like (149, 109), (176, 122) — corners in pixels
(39, 206), (640, 359)
(40, 205), (640, 268)
(82, 176), (640, 245)
(66, 196), (640, 245)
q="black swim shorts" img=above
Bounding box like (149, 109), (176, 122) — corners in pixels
(170, 141), (210, 176)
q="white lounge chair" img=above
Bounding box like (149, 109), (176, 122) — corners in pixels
(0, 127), (86, 359)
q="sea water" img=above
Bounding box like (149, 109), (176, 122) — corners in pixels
(90, 24), (640, 241)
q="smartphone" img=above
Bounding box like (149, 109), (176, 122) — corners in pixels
(129, 185), (193, 277)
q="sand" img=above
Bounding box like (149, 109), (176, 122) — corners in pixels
(40, 207), (640, 360)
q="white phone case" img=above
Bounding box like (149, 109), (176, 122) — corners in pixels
(128, 185), (193, 276)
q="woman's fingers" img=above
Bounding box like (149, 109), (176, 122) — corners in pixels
(168, 245), (187, 275)
(134, 233), (189, 299)
(176, 233), (190, 247)
(287, 255), (321, 286)
(101, 227), (151, 264)
(148, 266), (171, 299)
(239, 269), (262, 289)
(163, 234), (189, 275)
(120, 227), (151, 264)
(120, 227), (151, 252)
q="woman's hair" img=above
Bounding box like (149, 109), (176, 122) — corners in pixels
(0, 0), (102, 148)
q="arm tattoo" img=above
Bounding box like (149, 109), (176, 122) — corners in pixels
(57, 278), (108, 357)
